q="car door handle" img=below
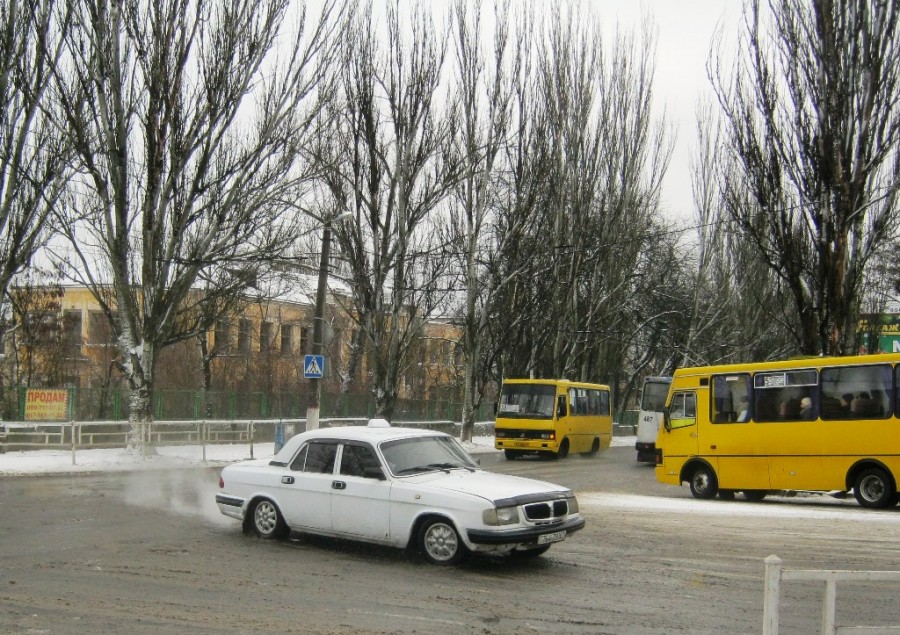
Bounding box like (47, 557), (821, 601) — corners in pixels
(281, 476), (295, 485)
(332, 481), (346, 490)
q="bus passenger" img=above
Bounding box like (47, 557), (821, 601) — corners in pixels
(799, 397), (814, 420)
(779, 398), (800, 420)
(736, 396), (750, 422)
(840, 393), (854, 414)
(851, 392), (874, 415)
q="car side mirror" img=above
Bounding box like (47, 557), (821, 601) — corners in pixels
(663, 411), (671, 432)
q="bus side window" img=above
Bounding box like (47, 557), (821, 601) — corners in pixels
(896, 365), (900, 417)
(712, 374), (751, 423)
(821, 364), (893, 420)
(600, 390), (610, 416)
(557, 395), (567, 419)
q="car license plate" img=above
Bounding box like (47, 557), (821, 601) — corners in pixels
(538, 530), (566, 545)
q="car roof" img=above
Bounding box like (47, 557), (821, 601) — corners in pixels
(272, 425), (448, 461)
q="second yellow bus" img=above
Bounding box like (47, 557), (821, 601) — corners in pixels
(494, 379), (612, 460)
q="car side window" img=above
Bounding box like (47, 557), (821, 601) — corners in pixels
(339, 443), (382, 478)
(303, 442), (338, 474)
(289, 445), (309, 471)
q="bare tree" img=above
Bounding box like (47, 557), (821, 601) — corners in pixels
(447, 0), (516, 441)
(662, 100), (794, 373)
(712, 0), (900, 355)
(490, 6), (672, 402)
(52, 0), (345, 449)
(0, 0), (72, 324)
(317, 1), (458, 420)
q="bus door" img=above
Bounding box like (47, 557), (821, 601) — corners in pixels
(707, 374), (770, 491)
(659, 390), (700, 478)
(566, 387), (591, 453)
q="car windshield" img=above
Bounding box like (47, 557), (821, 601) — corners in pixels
(380, 435), (479, 476)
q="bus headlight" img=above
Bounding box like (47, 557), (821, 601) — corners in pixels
(483, 506), (519, 526)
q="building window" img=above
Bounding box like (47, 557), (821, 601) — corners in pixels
(63, 310), (83, 356)
(238, 319), (252, 353)
(281, 324), (293, 355)
(300, 326), (311, 355)
(260, 321), (274, 352)
(214, 320), (231, 352)
(88, 311), (116, 345)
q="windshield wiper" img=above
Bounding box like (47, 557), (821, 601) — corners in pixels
(396, 462), (470, 475)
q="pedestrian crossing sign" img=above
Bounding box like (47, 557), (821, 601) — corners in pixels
(304, 355), (325, 379)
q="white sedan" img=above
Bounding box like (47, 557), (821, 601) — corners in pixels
(216, 424), (585, 564)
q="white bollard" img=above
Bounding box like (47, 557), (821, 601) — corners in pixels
(763, 554), (782, 635)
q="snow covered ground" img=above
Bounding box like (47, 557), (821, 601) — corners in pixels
(0, 433), (637, 476)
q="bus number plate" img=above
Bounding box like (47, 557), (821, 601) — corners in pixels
(538, 531), (566, 545)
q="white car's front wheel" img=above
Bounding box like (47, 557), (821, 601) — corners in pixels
(419, 518), (468, 565)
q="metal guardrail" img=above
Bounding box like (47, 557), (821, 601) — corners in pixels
(0, 418), (498, 465)
(0, 419), (300, 465)
(763, 555), (900, 634)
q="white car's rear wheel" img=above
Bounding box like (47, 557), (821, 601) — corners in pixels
(251, 499), (287, 539)
(419, 518), (468, 565)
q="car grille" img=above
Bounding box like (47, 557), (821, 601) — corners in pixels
(523, 500), (568, 521)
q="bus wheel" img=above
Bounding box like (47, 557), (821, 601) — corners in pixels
(743, 490), (768, 502)
(556, 439), (570, 459)
(718, 490), (735, 501)
(688, 464), (718, 499)
(580, 439), (600, 457)
(853, 467), (896, 509)
(504, 449), (523, 461)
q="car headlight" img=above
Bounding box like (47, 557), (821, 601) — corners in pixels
(482, 506), (520, 526)
(566, 495), (579, 514)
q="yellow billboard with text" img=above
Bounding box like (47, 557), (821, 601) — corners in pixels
(24, 389), (70, 421)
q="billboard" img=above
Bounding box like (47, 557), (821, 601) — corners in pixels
(24, 389), (70, 421)
(857, 314), (900, 354)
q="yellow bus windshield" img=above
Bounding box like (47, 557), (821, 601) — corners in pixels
(497, 383), (556, 419)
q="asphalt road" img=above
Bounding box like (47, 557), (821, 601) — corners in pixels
(2, 445), (900, 634)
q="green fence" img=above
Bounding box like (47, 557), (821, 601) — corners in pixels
(617, 409), (639, 429)
(9, 386), (496, 424)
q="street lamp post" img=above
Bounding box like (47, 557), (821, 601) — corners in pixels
(305, 212), (351, 430)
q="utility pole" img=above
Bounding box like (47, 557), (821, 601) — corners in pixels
(305, 212), (351, 430)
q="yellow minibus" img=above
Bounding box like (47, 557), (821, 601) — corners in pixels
(655, 352), (900, 508)
(494, 379), (612, 460)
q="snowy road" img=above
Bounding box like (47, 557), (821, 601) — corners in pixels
(2, 443), (900, 634)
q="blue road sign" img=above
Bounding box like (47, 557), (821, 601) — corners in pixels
(304, 354), (325, 379)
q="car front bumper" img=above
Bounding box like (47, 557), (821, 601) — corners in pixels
(466, 515), (586, 545)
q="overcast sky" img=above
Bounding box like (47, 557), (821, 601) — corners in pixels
(595, 1), (744, 222)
